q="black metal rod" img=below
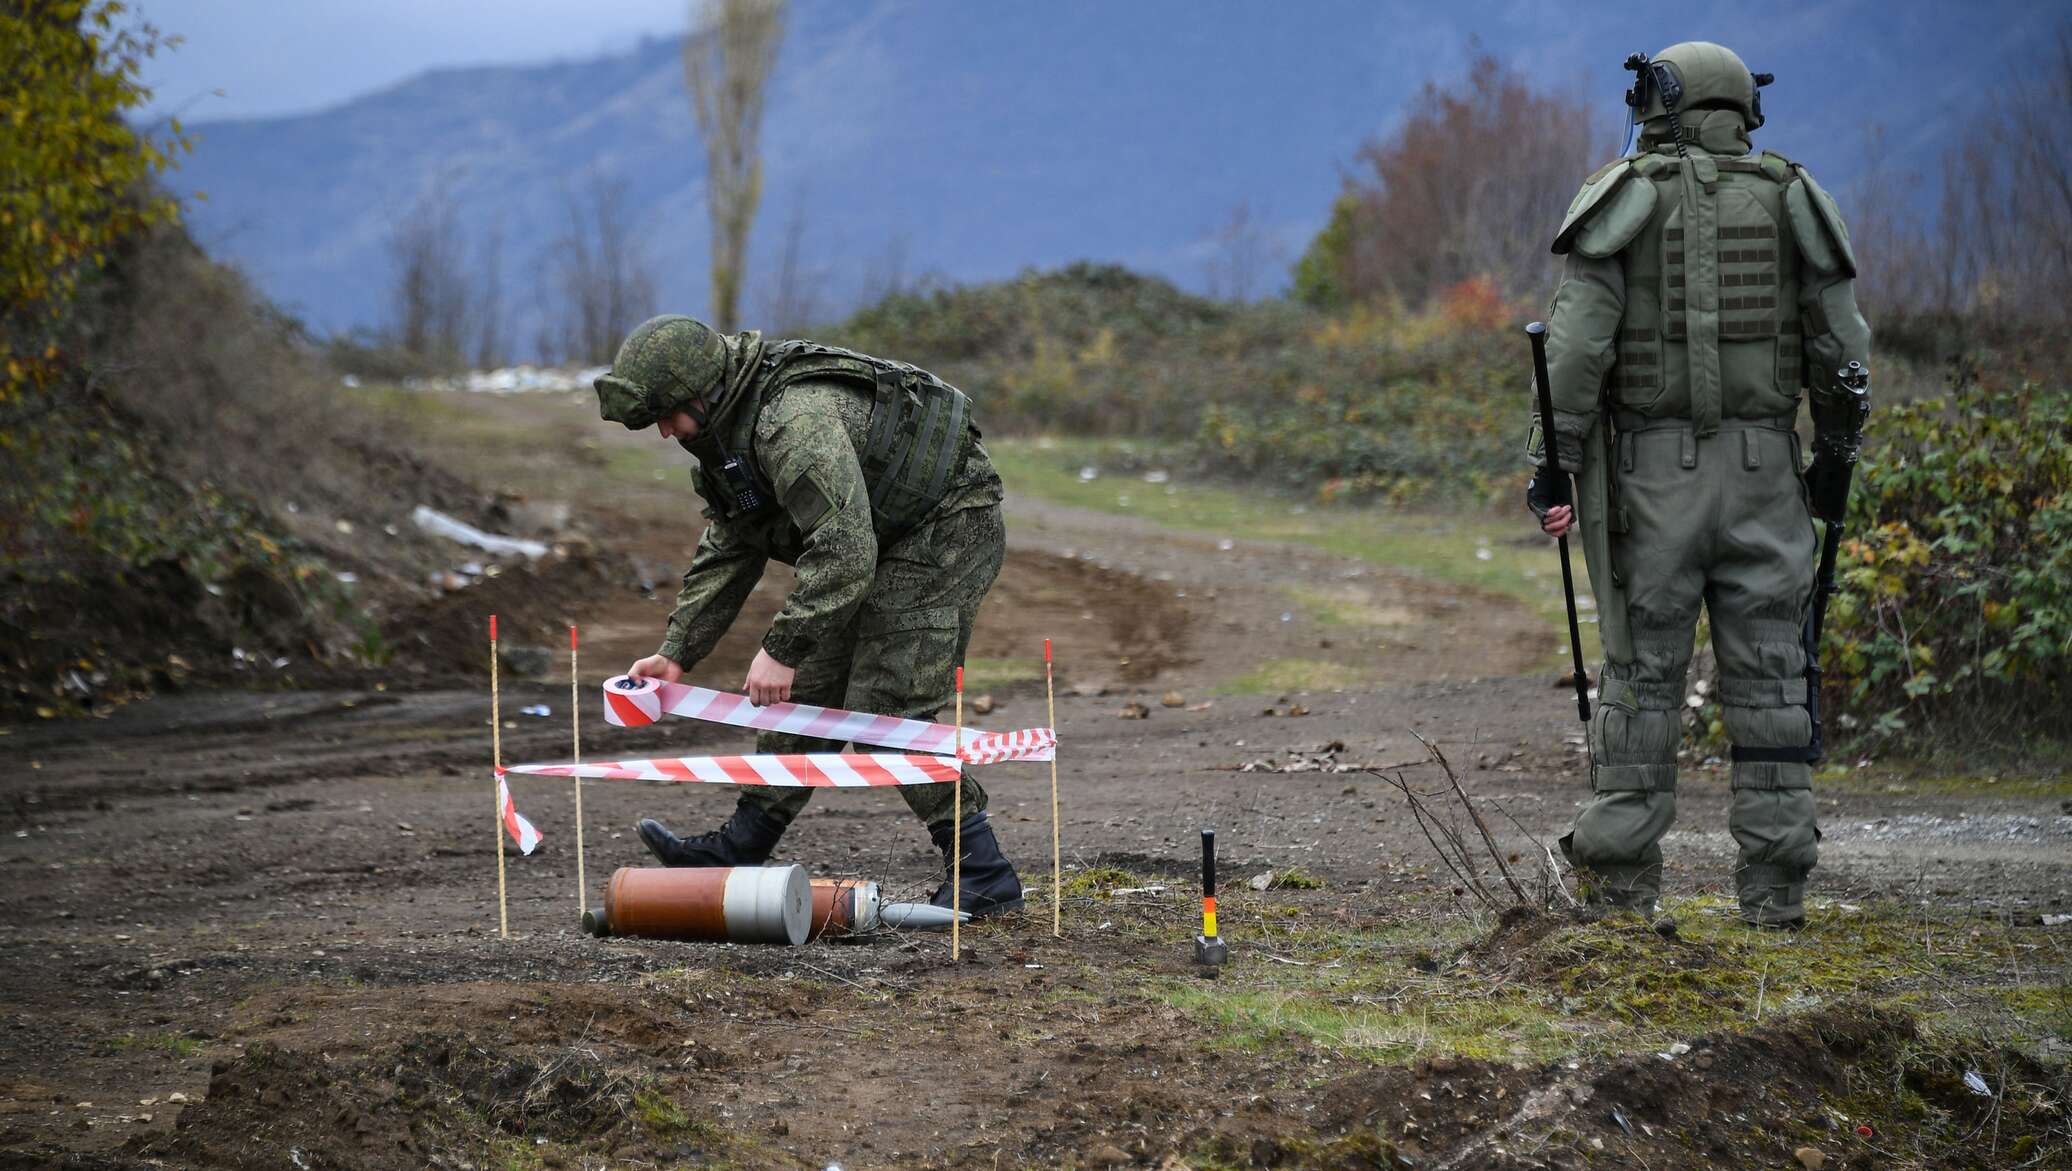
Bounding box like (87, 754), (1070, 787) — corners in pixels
(1527, 322), (1594, 723)
(1200, 828), (1216, 899)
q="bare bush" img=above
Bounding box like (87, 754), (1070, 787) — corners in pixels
(387, 181), (471, 371)
(543, 172), (658, 364)
(1847, 25), (2071, 361)
(473, 219), (506, 369)
(685, 0), (785, 332)
(1202, 201), (1281, 303)
(1340, 53), (1601, 308)
(757, 189), (821, 332)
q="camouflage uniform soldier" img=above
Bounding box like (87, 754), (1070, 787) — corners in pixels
(595, 315), (1023, 915)
(1528, 43), (1871, 927)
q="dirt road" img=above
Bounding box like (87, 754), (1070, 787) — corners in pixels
(3, 408), (2067, 1168)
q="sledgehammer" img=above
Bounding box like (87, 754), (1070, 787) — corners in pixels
(1194, 829), (1227, 972)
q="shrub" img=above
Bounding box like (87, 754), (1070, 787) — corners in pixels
(1824, 381), (2072, 747)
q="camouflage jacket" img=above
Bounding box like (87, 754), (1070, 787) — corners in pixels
(657, 378), (1002, 669)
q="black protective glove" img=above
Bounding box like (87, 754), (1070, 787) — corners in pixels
(1525, 467), (1573, 523)
(1803, 449), (1850, 524)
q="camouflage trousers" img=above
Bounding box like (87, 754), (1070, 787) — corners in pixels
(1560, 418), (1820, 925)
(738, 501), (1005, 830)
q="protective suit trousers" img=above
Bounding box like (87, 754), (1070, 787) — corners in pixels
(735, 501), (1005, 831)
(1561, 417), (1820, 924)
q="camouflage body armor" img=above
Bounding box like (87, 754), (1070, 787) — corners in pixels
(689, 340), (977, 544)
(1539, 41), (1871, 927)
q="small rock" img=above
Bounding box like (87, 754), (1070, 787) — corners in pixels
(1794, 1146), (1825, 1171)
(1088, 1144), (1131, 1167)
(972, 694), (996, 716)
(1286, 704), (1309, 717)
(1247, 872), (1274, 892)
(1117, 702), (1150, 720)
(1160, 691), (1185, 708)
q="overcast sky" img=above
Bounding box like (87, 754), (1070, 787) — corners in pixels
(137, 0), (692, 122)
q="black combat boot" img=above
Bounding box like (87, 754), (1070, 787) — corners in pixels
(928, 811), (1024, 917)
(637, 802), (785, 867)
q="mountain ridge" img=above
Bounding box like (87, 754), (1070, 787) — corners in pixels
(163, 0), (2053, 353)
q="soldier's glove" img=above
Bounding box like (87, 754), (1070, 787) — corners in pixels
(1525, 467), (1573, 523)
(1803, 449), (1850, 524)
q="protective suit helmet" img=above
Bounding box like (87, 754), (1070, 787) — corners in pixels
(593, 314), (728, 431)
(1627, 41), (1771, 129)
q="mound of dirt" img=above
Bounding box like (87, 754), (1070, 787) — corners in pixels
(135, 1030), (727, 1170)
(380, 549), (644, 683)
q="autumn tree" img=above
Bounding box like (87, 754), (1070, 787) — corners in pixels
(1, 1), (189, 404)
(1300, 54), (1600, 312)
(683, 0), (785, 332)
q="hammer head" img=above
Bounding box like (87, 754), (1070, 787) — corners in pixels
(1194, 934), (1228, 967)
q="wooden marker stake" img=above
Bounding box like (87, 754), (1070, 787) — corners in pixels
(952, 665), (964, 963)
(490, 614), (508, 939)
(571, 624), (587, 918)
(1045, 638), (1061, 937)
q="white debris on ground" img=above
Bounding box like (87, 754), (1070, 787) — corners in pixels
(411, 505), (548, 558)
(351, 365), (611, 394)
(1239, 740), (1367, 773)
(1827, 812), (2072, 844)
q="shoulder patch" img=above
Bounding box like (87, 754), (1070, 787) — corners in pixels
(782, 472), (836, 531)
(1553, 160), (1650, 256)
(1784, 163), (1858, 277)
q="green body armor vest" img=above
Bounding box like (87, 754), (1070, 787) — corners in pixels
(689, 340), (976, 539)
(1612, 150), (1805, 430)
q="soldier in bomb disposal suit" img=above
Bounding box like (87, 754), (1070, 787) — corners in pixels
(1527, 42), (1872, 927)
(594, 315), (1023, 915)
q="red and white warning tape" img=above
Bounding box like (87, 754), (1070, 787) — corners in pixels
(600, 676), (1054, 763)
(497, 774), (542, 854)
(506, 752), (961, 787)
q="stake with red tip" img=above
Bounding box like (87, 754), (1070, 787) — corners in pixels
(571, 624), (586, 917)
(951, 664), (964, 962)
(1045, 638), (1061, 937)
(490, 614), (508, 939)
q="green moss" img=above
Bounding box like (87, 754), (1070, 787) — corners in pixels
(1133, 899), (2064, 1068)
(631, 1088), (696, 1135)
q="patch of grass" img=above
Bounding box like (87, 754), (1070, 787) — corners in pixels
(1814, 767), (2072, 801)
(962, 656), (1044, 689)
(1264, 866), (1327, 890)
(1215, 657), (1367, 695)
(111, 1031), (204, 1058)
(1136, 899), (2066, 1066)
(1283, 584), (1420, 630)
(1060, 866), (1153, 899)
(630, 1088), (699, 1135)
(990, 437), (1597, 663)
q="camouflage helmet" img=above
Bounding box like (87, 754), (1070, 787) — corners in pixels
(593, 314), (727, 431)
(1629, 41), (1769, 128)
